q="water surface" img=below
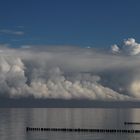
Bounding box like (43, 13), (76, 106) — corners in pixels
(0, 108), (140, 140)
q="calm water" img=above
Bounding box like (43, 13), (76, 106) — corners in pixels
(1, 108), (140, 140)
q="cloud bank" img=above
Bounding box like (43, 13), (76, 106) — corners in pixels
(0, 38), (140, 101)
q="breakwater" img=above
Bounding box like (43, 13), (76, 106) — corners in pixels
(26, 127), (140, 133)
(124, 122), (140, 125)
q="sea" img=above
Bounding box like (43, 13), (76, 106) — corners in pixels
(0, 108), (140, 140)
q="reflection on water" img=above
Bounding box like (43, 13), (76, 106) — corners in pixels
(0, 108), (140, 140)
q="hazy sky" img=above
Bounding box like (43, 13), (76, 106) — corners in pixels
(0, 0), (140, 47)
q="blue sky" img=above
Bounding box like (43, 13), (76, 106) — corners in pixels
(0, 0), (140, 47)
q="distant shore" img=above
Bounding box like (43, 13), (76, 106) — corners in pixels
(0, 98), (140, 108)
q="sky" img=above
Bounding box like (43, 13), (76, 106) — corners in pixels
(0, 0), (140, 47)
(1, 0), (140, 106)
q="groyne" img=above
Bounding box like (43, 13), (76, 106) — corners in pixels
(26, 127), (140, 133)
(124, 122), (140, 125)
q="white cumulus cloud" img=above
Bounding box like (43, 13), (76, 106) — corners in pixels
(111, 38), (140, 55)
(110, 44), (120, 54)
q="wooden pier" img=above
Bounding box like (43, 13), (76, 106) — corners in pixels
(26, 127), (140, 133)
